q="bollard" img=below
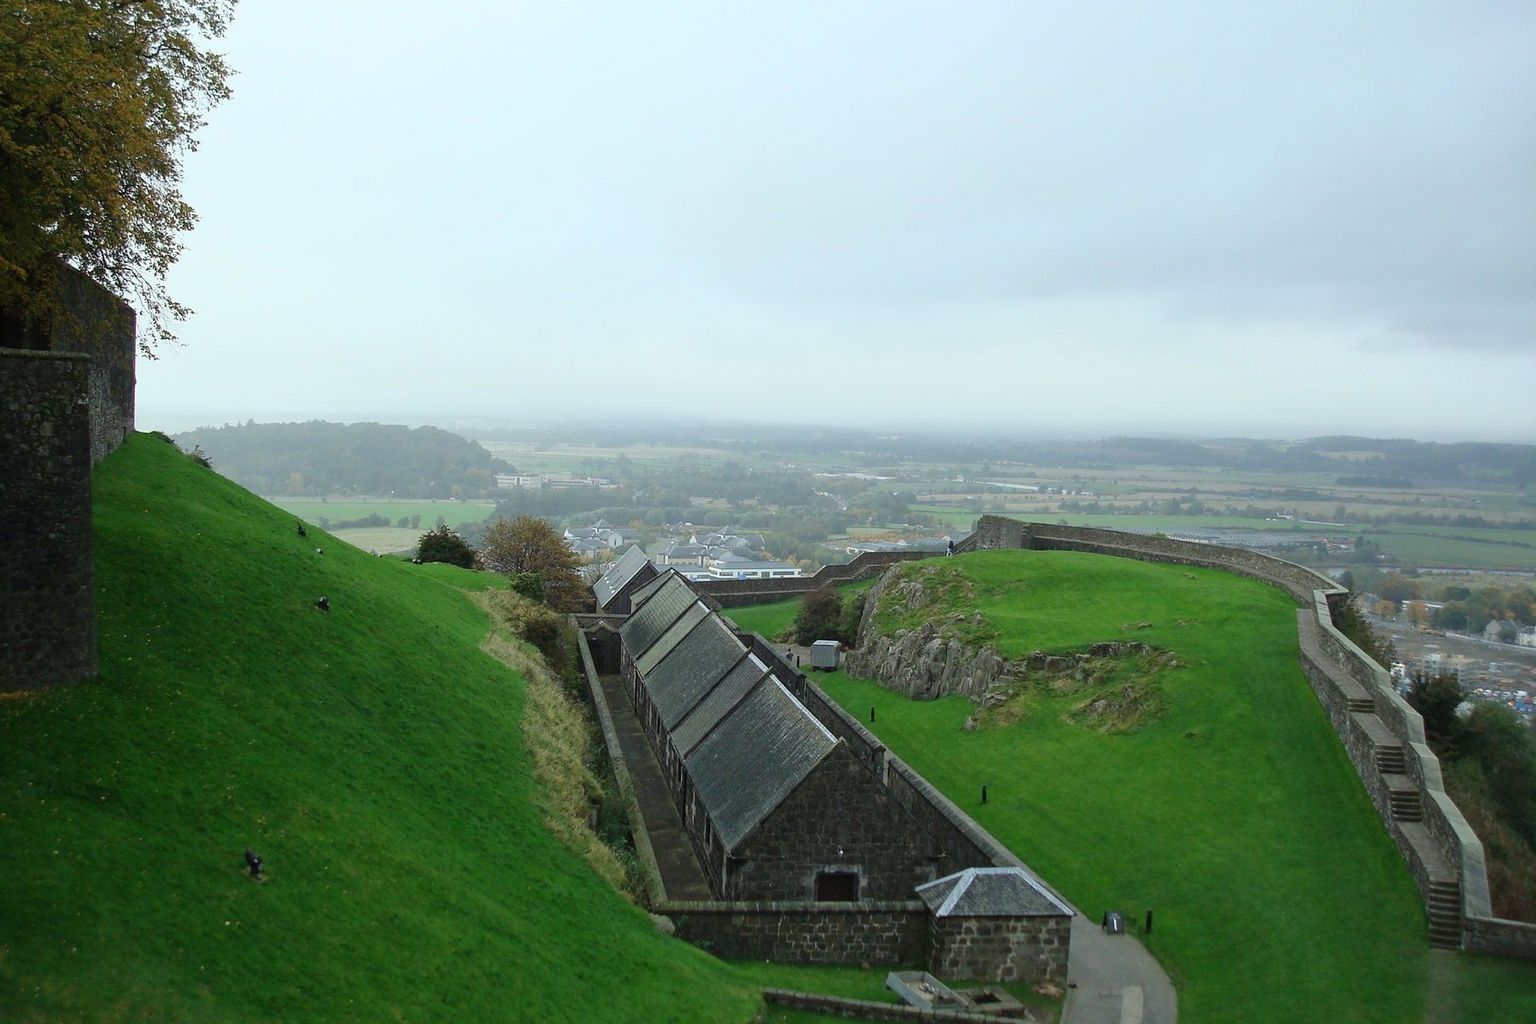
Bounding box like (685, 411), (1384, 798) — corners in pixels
(981, 785), (988, 804)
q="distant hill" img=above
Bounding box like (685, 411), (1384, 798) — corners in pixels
(0, 435), (769, 1022)
(175, 420), (511, 497)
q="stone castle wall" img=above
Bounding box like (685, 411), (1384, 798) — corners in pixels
(0, 351), (98, 688)
(0, 268), (136, 689)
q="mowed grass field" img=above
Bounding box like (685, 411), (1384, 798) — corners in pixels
(0, 435), (847, 1023)
(268, 497), (496, 530)
(806, 550), (1448, 1022)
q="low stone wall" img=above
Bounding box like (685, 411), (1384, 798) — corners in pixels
(573, 627), (667, 904)
(660, 900), (928, 965)
(1465, 915), (1536, 959)
(762, 989), (1015, 1023)
(0, 350), (96, 688)
(697, 551), (936, 608)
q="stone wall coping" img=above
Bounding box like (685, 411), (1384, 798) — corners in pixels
(0, 347), (91, 362)
(573, 624), (668, 904)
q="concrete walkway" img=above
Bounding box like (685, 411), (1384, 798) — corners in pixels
(594, 673), (712, 900)
(1063, 914), (1177, 1024)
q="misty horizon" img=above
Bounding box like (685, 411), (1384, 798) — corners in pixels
(135, 2), (1534, 444)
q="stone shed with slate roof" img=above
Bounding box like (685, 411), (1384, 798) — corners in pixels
(592, 545), (658, 613)
(917, 867), (1073, 982)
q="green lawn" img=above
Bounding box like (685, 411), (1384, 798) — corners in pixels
(268, 497), (495, 530)
(724, 579), (876, 641)
(817, 549), (1433, 1023)
(0, 436), (766, 1022)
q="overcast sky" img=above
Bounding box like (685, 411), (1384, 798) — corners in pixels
(138, 1), (1535, 442)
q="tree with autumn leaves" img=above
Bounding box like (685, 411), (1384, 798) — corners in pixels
(480, 516), (587, 611)
(1, 1), (234, 352)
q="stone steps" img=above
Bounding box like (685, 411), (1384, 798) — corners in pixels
(1375, 744), (1406, 775)
(1427, 880), (1462, 950)
(1347, 695), (1374, 714)
(1386, 778), (1424, 822)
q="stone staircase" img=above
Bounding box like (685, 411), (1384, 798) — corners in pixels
(1427, 879), (1463, 950)
(1374, 742), (1406, 775)
(1387, 783), (1424, 823)
(1295, 610), (1468, 952)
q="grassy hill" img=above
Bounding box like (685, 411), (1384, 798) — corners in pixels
(806, 550), (1536, 1023)
(0, 435), (772, 1023)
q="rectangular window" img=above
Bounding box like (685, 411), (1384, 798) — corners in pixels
(815, 871), (859, 902)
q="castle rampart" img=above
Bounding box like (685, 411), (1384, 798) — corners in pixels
(0, 267), (135, 689)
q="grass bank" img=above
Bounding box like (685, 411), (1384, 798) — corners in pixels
(0, 435), (763, 1022)
(821, 549), (1431, 1023)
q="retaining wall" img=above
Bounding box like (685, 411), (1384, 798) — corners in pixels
(696, 551), (934, 608)
(660, 900), (928, 965)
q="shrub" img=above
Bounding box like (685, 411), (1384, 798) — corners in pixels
(416, 524), (475, 568)
(793, 587), (843, 645)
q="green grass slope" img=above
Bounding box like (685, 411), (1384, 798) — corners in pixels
(821, 549), (1433, 1023)
(0, 435), (761, 1023)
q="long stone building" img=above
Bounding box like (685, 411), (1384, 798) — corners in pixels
(583, 567), (1073, 981)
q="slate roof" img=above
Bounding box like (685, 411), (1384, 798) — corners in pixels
(686, 678), (837, 851)
(593, 546), (654, 609)
(915, 867), (1072, 918)
(634, 602), (710, 677)
(619, 574), (699, 658)
(628, 568), (680, 609)
(643, 616), (751, 730)
(671, 654), (772, 755)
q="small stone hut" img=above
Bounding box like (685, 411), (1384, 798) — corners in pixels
(917, 867), (1073, 982)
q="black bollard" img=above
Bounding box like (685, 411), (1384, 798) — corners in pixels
(870, 706), (876, 723)
(981, 785), (988, 804)
(1145, 908), (1154, 934)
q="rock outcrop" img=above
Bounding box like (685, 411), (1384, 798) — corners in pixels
(847, 564), (1158, 701)
(845, 621), (1010, 700)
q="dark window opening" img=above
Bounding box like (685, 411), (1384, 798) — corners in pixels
(815, 871), (859, 902)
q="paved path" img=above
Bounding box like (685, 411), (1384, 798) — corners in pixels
(594, 673), (712, 900)
(1063, 914), (1177, 1024)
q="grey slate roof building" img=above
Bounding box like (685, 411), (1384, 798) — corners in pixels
(685, 676), (837, 850)
(611, 569), (943, 901)
(581, 566), (1074, 982)
(592, 545), (658, 614)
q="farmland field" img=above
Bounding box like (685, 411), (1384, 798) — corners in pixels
(269, 497), (495, 529)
